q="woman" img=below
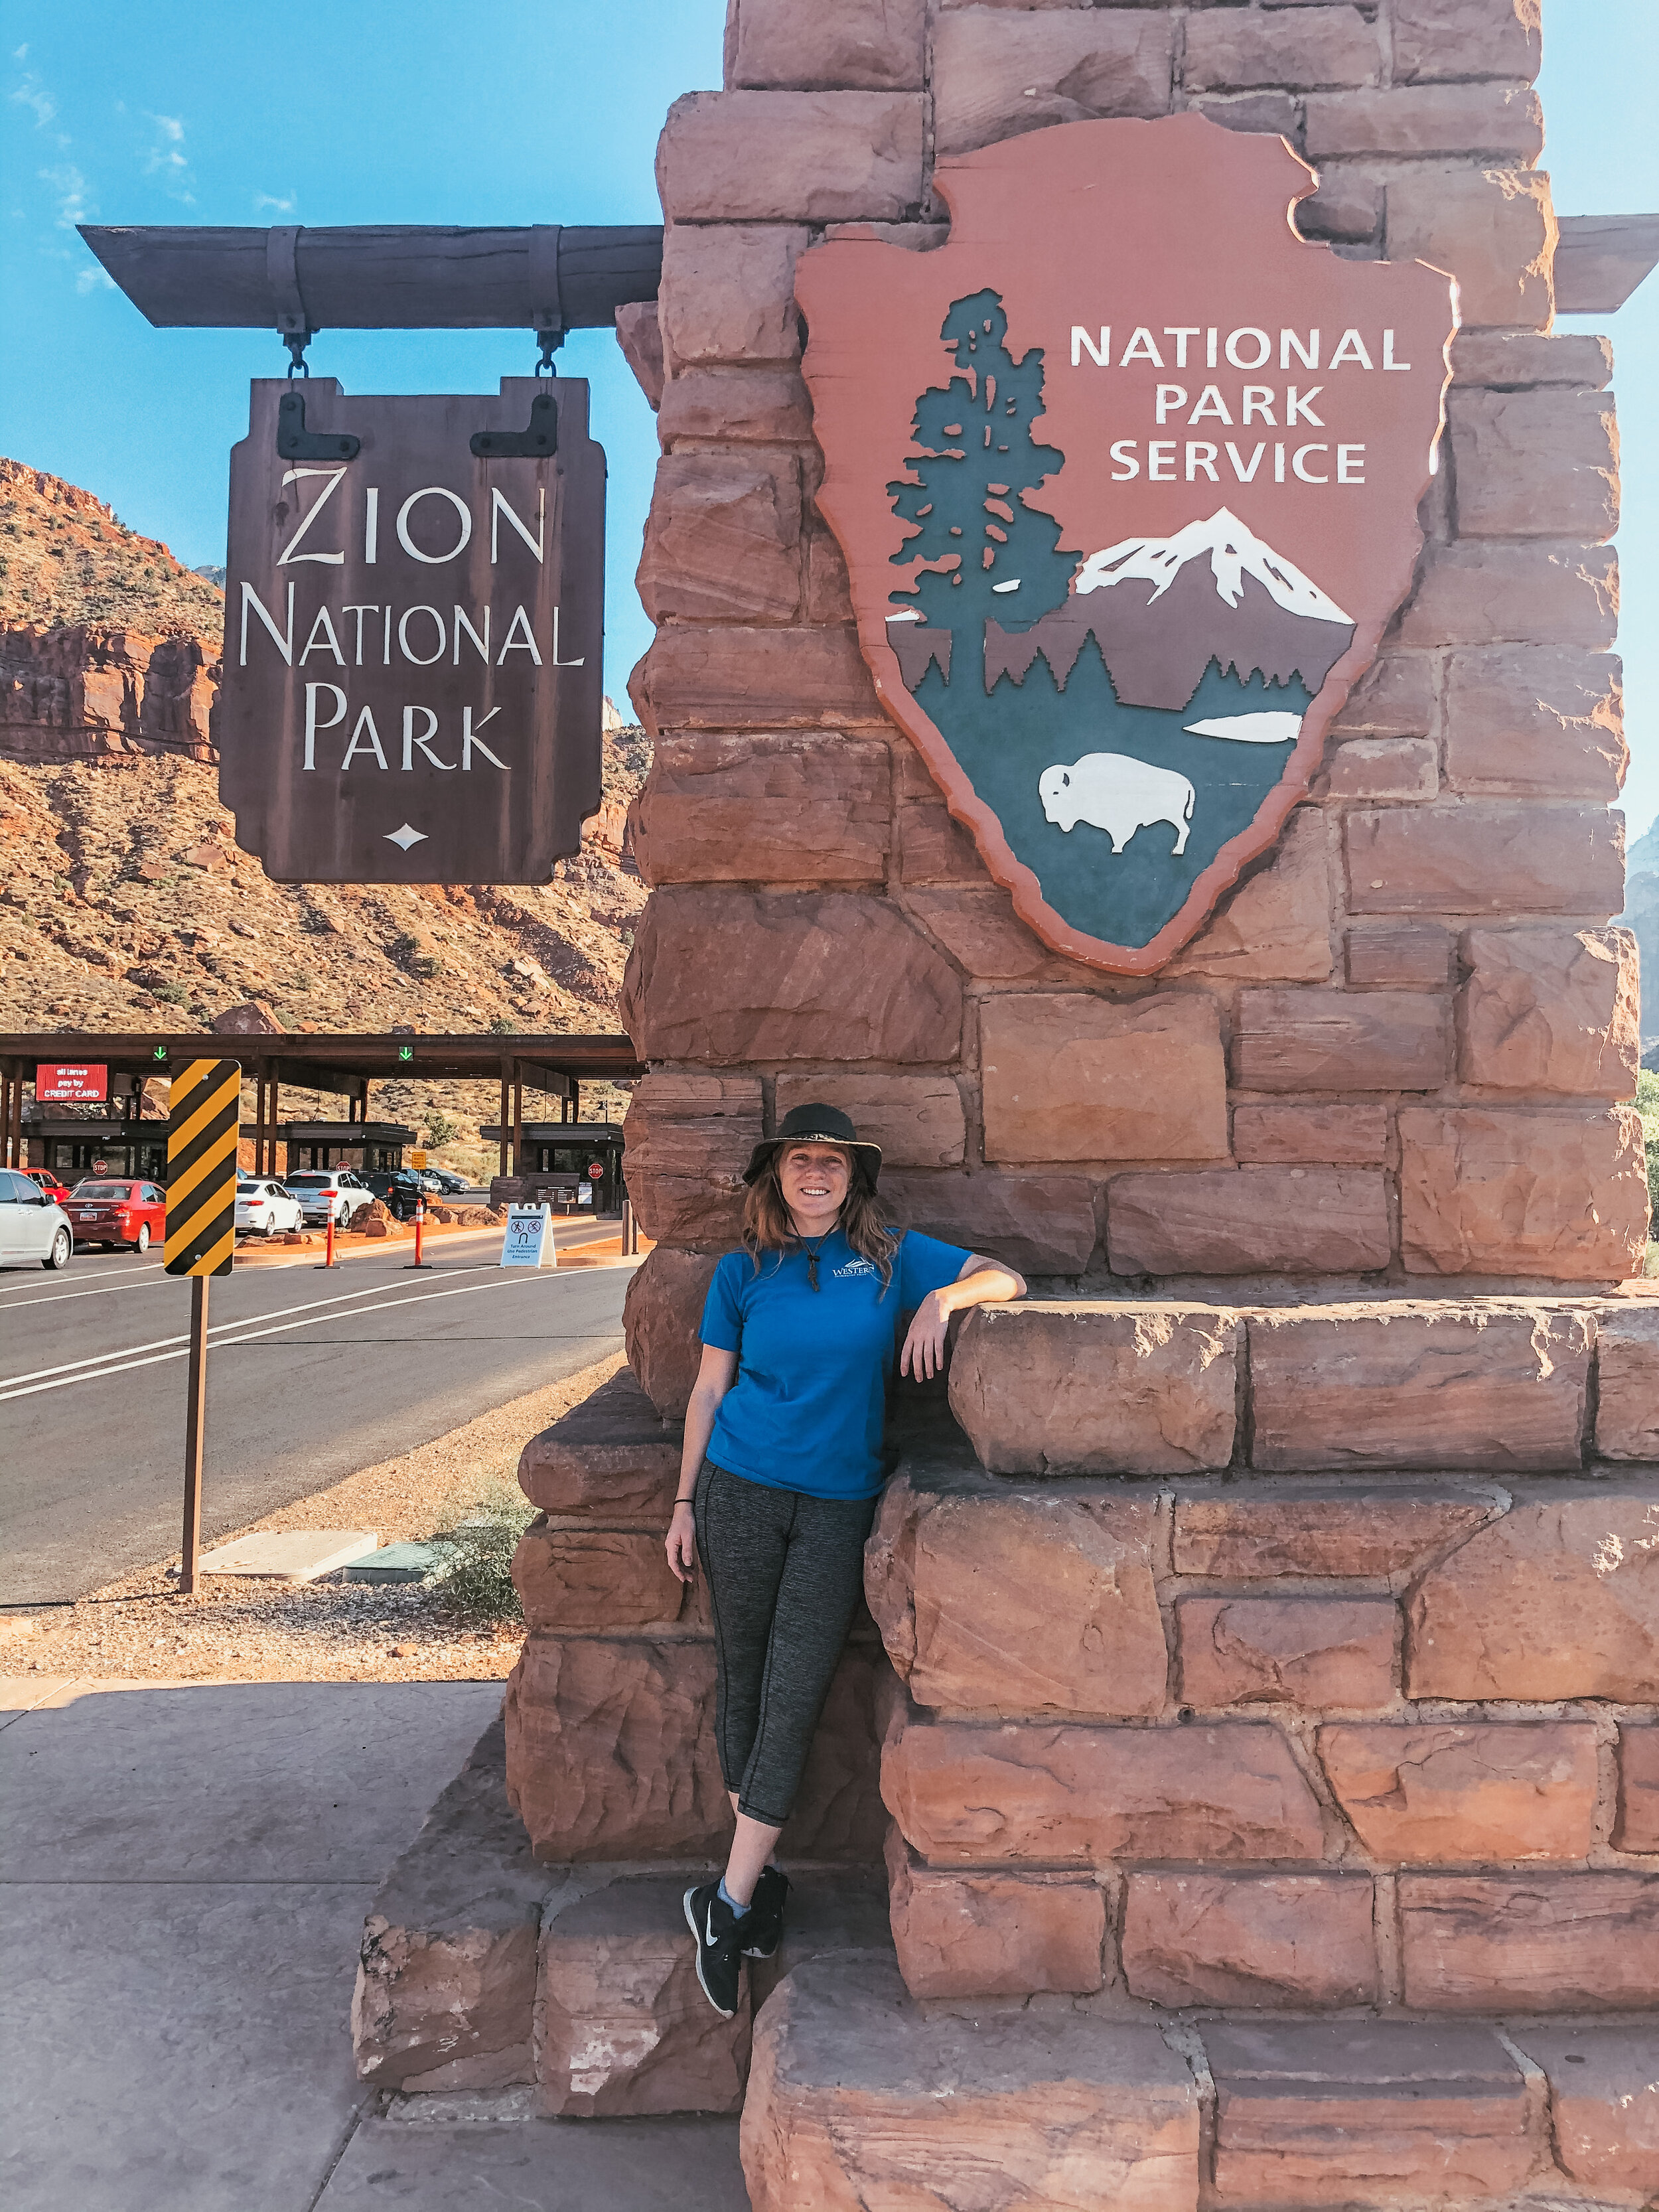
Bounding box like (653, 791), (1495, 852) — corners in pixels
(665, 1102), (1027, 2017)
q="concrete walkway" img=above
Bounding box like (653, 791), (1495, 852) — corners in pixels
(0, 1674), (747, 2210)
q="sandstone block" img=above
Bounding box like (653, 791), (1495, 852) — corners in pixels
(1597, 1311), (1659, 1462)
(1345, 923), (1453, 988)
(621, 887), (962, 1067)
(1303, 82), (1542, 159)
(1232, 986), (1450, 1092)
(657, 366), (813, 447)
(1165, 808), (1336, 983)
(1399, 1874), (1659, 2010)
(538, 1880), (749, 2116)
(746, 1868), (895, 2018)
(1172, 1486), (1501, 1585)
(880, 1171), (1098, 1277)
(1451, 329), (1613, 389)
(512, 1522), (688, 1633)
(740, 1953), (1200, 2212)
(728, 0), (926, 90)
(779, 1642), (893, 1864)
(1248, 1304), (1591, 1472)
(1319, 1722), (1597, 1863)
(1451, 387), (1619, 543)
(804, 520), (854, 623)
(1615, 1726), (1659, 1852)
(1397, 1105), (1648, 1280)
(774, 1073), (965, 1169)
(1456, 924), (1638, 1095)
(657, 222), (808, 370)
(1505, 2026), (1659, 2195)
(1344, 802), (1625, 917)
(614, 301), (664, 409)
(504, 1636), (729, 1860)
(888, 1847), (1106, 1999)
(1383, 163), (1553, 328)
(1122, 1876), (1377, 2010)
(883, 1716), (1325, 1864)
(1407, 1485), (1659, 1699)
(981, 992), (1227, 1163)
(518, 1367), (683, 1519)
(1232, 1104), (1388, 1166)
(1396, 542), (1617, 649)
(620, 1071), (761, 1250)
(950, 1302), (1238, 1477)
(1186, 5), (1380, 91)
(900, 1488), (1169, 1716)
(897, 790), (985, 883)
(932, 9), (1174, 155)
(629, 624), (883, 733)
(1107, 1167), (1392, 1278)
(657, 90), (924, 222)
(352, 1719), (546, 2093)
(1331, 653), (1435, 738)
(636, 451), (802, 623)
(1391, 0), (1542, 86)
(1179, 1597), (1398, 1711)
(1298, 172), (1385, 245)
(1206, 2019), (1534, 2205)
(1442, 645), (1624, 798)
(902, 886), (1068, 980)
(630, 735), (890, 887)
(622, 1246), (720, 1418)
(1321, 737), (1438, 800)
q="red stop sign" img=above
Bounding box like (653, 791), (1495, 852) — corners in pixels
(587, 1161), (605, 1179)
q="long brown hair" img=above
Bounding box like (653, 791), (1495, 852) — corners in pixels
(741, 1145), (899, 1291)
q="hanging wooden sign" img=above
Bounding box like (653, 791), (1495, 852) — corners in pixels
(796, 116), (1456, 974)
(220, 376), (605, 882)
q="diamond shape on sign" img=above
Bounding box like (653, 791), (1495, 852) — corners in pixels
(385, 823), (427, 851)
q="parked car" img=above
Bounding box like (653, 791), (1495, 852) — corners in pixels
(234, 1179), (304, 1238)
(0, 1167), (72, 1268)
(283, 1169), (376, 1228)
(60, 1178), (167, 1254)
(361, 1168), (425, 1221)
(22, 1167), (72, 1204)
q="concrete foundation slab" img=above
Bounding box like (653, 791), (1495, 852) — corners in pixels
(198, 1529), (380, 1580)
(315, 2113), (747, 2207)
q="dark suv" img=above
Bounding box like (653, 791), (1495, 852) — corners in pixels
(361, 1169), (425, 1221)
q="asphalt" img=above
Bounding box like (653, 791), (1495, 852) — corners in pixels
(0, 1222), (634, 1606)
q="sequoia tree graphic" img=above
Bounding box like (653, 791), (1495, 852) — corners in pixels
(887, 290), (1074, 646)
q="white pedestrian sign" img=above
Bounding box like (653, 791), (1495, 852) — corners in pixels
(500, 1203), (555, 1269)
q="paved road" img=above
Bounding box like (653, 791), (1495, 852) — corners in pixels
(0, 1225), (634, 1606)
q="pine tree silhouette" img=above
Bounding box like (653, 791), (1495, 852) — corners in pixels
(887, 289), (1074, 642)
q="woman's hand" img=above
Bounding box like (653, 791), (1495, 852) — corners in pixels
(899, 1289), (951, 1381)
(666, 1501), (698, 1583)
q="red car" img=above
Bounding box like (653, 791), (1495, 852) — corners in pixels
(23, 1169), (71, 1203)
(60, 1178), (169, 1254)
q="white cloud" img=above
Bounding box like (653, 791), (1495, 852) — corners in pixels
(40, 163), (88, 229)
(11, 71), (55, 129)
(13, 43), (29, 60)
(76, 263), (115, 294)
(141, 110), (195, 204)
(254, 190), (297, 216)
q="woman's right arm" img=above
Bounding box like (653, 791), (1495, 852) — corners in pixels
(666, 1343), (737, 1582)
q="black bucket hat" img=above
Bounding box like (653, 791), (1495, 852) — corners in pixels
(743, 1102), (882, 1191)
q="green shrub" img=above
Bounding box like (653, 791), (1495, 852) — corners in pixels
(431, 1483), (532, 1625)
(1637, 1069), (1659, 1230)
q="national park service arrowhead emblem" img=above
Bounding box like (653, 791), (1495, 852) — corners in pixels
(796, 115), (1457, 973)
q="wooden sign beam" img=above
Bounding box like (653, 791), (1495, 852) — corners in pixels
(77, 222), (662, 331)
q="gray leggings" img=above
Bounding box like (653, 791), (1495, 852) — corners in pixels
(693, 1459), (877, 1828)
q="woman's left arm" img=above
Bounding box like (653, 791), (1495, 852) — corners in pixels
(899, 1253), (1027, 1382)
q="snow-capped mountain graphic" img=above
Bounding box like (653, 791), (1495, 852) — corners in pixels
(985, 507), (1357, 711)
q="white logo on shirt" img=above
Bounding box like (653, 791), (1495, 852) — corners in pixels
(831, 1258), (876, 1278)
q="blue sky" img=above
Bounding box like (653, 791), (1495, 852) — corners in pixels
(2, 1), (1656, 831)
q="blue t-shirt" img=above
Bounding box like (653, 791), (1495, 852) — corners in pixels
(699, 1228), (972, 1500)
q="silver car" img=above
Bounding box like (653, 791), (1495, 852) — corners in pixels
(283, 1169), (376, 1227)
(0, 1167), (72, 1269)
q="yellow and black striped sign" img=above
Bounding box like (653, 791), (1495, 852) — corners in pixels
(165, 1058), (241, 1278)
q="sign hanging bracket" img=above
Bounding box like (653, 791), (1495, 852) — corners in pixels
(469, 226), (563, 457)
(267, 224), (360, 460)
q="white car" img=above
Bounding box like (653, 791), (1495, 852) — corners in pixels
(284, 1169), (376, 1228)
(0, 1167), (72, 1268)
(234, 1179), (303, 1238)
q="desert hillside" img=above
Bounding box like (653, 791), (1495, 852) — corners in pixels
(0, 459), (650, 1157)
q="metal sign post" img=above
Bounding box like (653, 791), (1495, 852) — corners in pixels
(164, 1058), (241, 1595)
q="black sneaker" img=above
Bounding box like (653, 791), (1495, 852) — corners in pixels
(741, 1865), (791, 1959)
(684, 1880), (745, 2018)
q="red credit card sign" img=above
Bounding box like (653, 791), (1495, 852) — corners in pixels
(37, 1063), (108, 1103)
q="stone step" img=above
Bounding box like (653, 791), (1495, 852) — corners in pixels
(741, 1951), (1659, 2209)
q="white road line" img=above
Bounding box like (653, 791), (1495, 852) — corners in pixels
(0, 1260), (167, 1299)
(0, 1268), (577, 1403)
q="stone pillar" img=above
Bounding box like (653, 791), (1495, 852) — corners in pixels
(616, 0), (1642, 1406)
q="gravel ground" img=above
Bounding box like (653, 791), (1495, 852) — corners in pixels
(0, 1349), (627, 1683)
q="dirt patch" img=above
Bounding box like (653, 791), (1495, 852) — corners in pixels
(1, 1349), (628, 1684)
